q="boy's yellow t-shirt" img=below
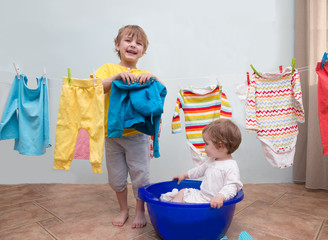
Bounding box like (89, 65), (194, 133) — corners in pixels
(95, 63), (150, 137)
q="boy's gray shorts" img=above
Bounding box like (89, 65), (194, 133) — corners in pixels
(105, 133), (150, 199)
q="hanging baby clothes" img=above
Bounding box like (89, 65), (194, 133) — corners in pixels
(73, 128), (90, 160)
(0, 83), (11, 117)
(316, 60), (328, 155)
(54, 76), (104, 174)
(245, 67), (305, 169)
(0, 74), (51, 155)
(172, 84), (232, 165)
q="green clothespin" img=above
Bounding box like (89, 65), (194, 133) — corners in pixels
(291, 58), (295, 74)
(68, 68), (71, 85)
(250, 64), (260, 77)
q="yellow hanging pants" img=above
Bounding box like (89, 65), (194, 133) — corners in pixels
(54, 77), (104, 173)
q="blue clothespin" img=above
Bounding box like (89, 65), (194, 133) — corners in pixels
(321, 52), (327, 69)
(67, 68), (71, 85)
(291, 58), (295, 74)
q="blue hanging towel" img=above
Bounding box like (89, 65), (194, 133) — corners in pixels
(0, 74), (51, 155)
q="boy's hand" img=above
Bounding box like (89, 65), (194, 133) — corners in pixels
(117, 72), (136, 85)
(210, 193), (225, 209)
(172, 172), (188, 184)
(137, 73), (157, 85)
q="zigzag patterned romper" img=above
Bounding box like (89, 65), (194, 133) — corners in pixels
(245, 67), (305, 169)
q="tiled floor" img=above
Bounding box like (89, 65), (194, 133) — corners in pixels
(0, 183), (328, 240)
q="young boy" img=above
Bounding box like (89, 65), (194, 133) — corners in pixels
(162, 119), (243, 208)
(96, 25), (163, 228)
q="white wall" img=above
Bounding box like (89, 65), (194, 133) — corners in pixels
(0, 0), (296, 184)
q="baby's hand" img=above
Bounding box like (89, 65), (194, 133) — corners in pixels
(172, 173), (187, 184)
(137, 73), (157, 85)
(116, 72), (136, 85)
(210, 194), (225, 209)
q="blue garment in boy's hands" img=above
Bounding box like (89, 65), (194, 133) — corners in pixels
(107, 78), (167, 158)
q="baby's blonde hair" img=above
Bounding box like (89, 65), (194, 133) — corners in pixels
(114, 25), (149, 58)
(202, 119), (241, 154)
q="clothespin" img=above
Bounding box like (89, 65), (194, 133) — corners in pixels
(321, 52), (327, 69)
(215, 76), (220, 87)
(279, 65), (283, 73)
(246, 72), (250, 85)
(42, 68), (46, 84)
(250, 64), (260, 77)
(13, 63), (20, 79)
(93, 69), (97, 86)
(291, 58), (295, 74)
(67, 68), (71, 85)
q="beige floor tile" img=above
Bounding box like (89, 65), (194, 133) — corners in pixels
(273, 193), (328, 218)
(45, 209), (154, 240)
(37, 193), (117, 221)
(275, 182), (307, 193)
(318, 219), (328, 240)
(0, 202), (53, 231)
(1, 182), (326, 240)
(295, 188), (328, 200)
(234, 198), (256, 214)
(32, 184), (111, 200)
(0, 185), (45, 207)
(144, 230), (162, 240)
(232, 200), (323, 240)
(242, 184), (294, 204)
(226, 225), (287, 240)
(0, 185), (24, 191)
(0, 223), (54, 240)
(134, 235), (158, 240)
(99, 184), (136, 208)
(38, 217), (63, 229)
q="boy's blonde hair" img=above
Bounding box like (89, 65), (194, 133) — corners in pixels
(202, 119), (241, 154)
(114, 25), (149, 58)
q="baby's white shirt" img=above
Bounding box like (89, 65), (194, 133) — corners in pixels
(188, 158), (243, 200)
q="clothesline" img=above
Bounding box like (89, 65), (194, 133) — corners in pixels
(0, 65), (315, 85)
(0, 82), (11, 85)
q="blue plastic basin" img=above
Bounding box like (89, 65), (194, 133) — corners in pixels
(138, 180), (244, 240)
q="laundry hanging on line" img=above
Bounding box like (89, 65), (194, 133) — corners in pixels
(0, 74), (51, 155)
(245, 65), (305, 169)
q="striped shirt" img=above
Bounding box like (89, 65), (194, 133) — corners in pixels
(172, 85), (232, 154)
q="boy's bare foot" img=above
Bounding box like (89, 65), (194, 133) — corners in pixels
(112, 211), (129, 227)
(131, 212), (147, 228)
